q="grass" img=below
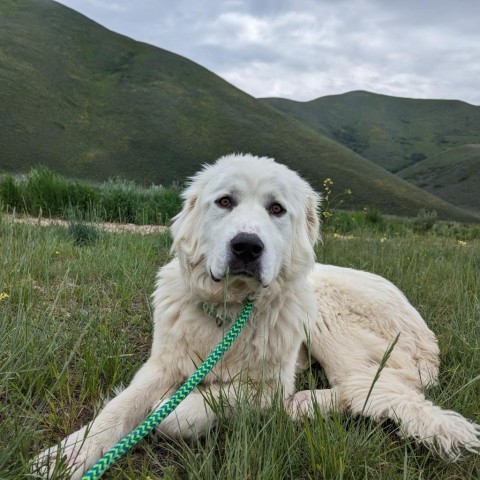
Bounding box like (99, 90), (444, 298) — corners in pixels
(0, 166), (182, 225)
(1, 214), (479, 479)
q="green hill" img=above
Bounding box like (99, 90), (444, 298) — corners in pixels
(0, 0), (477, 221)
(262, 91), (480, 173)
(397, 145), (480, 216)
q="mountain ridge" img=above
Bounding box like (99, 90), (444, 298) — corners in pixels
(261, 90), (480, 173)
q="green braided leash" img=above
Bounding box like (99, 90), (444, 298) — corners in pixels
(81, 299), (254, 480)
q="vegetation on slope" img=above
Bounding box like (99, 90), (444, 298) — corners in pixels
(397, 144), (480, 215)
(1, 1), (477, 221)
(262, 90), (480, 173)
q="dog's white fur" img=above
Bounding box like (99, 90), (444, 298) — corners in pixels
(35, 154), (479, 478)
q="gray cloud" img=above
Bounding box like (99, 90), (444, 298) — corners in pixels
(55, 0), (480, 104)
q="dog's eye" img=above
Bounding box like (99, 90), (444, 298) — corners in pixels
(270, 203), (285, 215)
(216, 196), (232, 208)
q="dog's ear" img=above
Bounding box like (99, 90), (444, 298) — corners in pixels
(184, 194), (198, 215)
(170, 188), (200, 261)
(305, 192), (321, 246)
(288, 189), (320, 278)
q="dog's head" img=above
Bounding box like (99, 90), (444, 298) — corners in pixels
(171, 154), (320, 294)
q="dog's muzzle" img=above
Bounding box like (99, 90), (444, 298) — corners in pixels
(228, 233), (264, 281)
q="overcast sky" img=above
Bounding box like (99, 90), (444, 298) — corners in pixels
(54, 0), (480, 105)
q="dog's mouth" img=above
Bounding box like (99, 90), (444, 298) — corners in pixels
(210, 268), (260, 282)
(210, 262), (267, 287)
(210, 271), (222, 282)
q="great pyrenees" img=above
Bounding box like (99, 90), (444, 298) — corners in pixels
(35, 154), (479, 478)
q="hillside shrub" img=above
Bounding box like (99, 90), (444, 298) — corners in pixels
(364, 208), (384, 225)
(139, 186), (183, 224)
(67, 220), (100, 246)
(21, 166), (72, 216)
(99, 179), (141, 223)
(431, 221), (480, 240)
(0, 174), (22, 210)
(69, 182), (101, 213)
(98, 180), (182, 224)
(412, 209), (438, 233)
(0, 167), (99, 217)
(0, 166), (182, 225)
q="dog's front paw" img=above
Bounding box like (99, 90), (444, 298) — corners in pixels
(31, 426), (102, 480)
(285, 391), (313, 419)
(285, 389), (338, 420)
(31, 441), (86, 479)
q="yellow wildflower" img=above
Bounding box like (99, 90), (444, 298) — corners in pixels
(457, 240), (467, 246)
(0, 292), (9, 301)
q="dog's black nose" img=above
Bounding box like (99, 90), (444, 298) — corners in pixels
(230, 233), (264, 263)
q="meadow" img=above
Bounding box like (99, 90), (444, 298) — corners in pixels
(0, 203), (479, 479)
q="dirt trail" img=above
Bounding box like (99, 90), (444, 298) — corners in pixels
(4, 214), (169, 235)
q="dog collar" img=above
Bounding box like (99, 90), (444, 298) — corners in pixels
(202, 302), (233, 326)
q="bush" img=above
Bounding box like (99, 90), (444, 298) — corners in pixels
(21, 166), (72, 216)
(431, 221), (480, 240)
(364, 208), (384, 225)
(97, 180), (182, 224)
(412, 209), (438, 233)
(0, 167), (183, 225)
(98, 179), (140, 223)
(0, 174), (22, 210)
(67, 220), (100, 246)
(68, 182), (101, 213)
(137, 186), (183, 225)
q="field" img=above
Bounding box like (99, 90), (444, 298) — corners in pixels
(1, 209), (479, 479)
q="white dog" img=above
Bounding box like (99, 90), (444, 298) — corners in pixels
(35, 154), (479, 478)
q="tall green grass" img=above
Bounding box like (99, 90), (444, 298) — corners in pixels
(323, 208), (480, 241)
(1, 219), (479, 479)
(0, 166), (182, 225)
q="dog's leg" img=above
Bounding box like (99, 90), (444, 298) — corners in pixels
(33, 360), (175, 479)
(153, 391), (218, 439)
(339, 366), (480, 459)
(156, 387), (342, 438)
(153, 382), (280, 439)
(285, 388), (342, 419)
